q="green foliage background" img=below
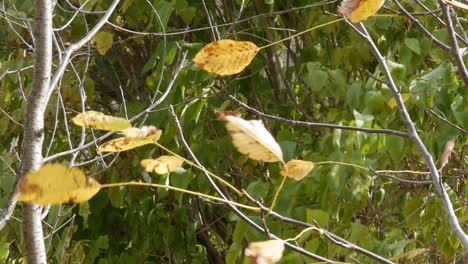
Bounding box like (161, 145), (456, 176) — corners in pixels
(0, 0), (466, 263)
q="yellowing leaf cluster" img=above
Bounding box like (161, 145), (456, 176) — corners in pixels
(338, 0), (385, 23)
(72, 111), (131, 131)
(193, 39), (259, 76)
(222, 115), (283, 163)
(141, 156), (184, 174)
(18, 164), (101, 206)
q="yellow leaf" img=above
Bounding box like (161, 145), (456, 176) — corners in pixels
(280, 159), (315, 181)
(98, 131), (161, 152)
(141, 156), (184, 174)
(245, 240), (285, 264)
(193, 39), (259, 76)
(222, 116), (283, 163)
(72, 111), (132, 131)
(440, 139), (455, 169)
(338, 0), (385, 23)
(122, 125), (160, 139)
(387, 93), (410, 109)
(94, 31), (113, 55)
(18, 164), (101, 205)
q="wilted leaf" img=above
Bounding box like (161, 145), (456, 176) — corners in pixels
(18, 164), (101, 205)
(94, 31), (113, 55)
(221, 115), (283, 163)
(72, 111), (132, 131)
(98, 132), (162, 152)
(193, 39), (259, 76)
(122, 125), (161, 139)
(141, 155), (184, 174)
(280, 159), (315, 181)
(440, 139), (455, 169)
(338, 0), (385, 23)
(245, 240), (284, 264)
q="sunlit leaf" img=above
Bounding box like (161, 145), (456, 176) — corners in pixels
(221, 115), (283, 163)
(122, 125), (161, 139)
(72, 111), (131, 131)
(338, 0), (385, 23)
(141, 155), (184, 174)
(245, 240), (284, 264)
(98, 131), (162, 152)
(193, 39), (259, 76)
(280, 159), (315, 181)
(94, 31), (113, 55)
(18, 164), (101, 206)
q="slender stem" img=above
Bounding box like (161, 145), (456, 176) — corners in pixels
(269, 175), (287, 212)
(154, 142), (243, 196)
(259, 18), (345, 50)
(314, 161), (431, 175)
(284, 226), (323, 242)
(100, 181), (259, 211)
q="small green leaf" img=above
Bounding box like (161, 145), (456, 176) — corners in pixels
(404, 38), (421, 55)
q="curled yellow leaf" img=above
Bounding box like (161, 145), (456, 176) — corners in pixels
(141, 155), (184, 174)
(72, 111), (131, 131)
(245, 240), (285, 264)
(222, 115), (283, 163)
(193, 39), (259, 76)
(98, 130), (162, 152)
(280, 159), (315, 181)
(18, 164), (101, 206)
(338, 0), (385, 23)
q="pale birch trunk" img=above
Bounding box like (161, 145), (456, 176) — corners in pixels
(21, 0), (53, 263)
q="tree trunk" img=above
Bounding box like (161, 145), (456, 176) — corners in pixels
(21, 0), (53, 263)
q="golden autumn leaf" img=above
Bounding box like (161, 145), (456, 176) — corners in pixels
(280, 159), (315, 181)
(245, 240), (285, 264)
(122, 125), (160, 139)
(338, 0), (385, 23)
(72, 111), (132, 131)
(221, 115), (283, 163)
(18, 164), (101, 206)
(141, 156), (184, 174)
(98, 131), (162, 152)
(193, 39), (259, 76)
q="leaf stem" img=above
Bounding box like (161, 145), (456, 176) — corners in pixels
(269, 175), (287, 213)
(284, 226), (323, 242)
(100, 181), (259, 211)
(314, 161), (431, 175)
(259, 18), (345, 50)
(154, 142), (243, 196)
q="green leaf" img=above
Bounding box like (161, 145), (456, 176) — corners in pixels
(404, 38), (421, 55)
(451, 95), (468, 128)
(154, 1), (175, 30)
(306, 209), (329, 227)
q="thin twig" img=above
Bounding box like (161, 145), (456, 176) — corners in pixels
(229, 95), (409, 138)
